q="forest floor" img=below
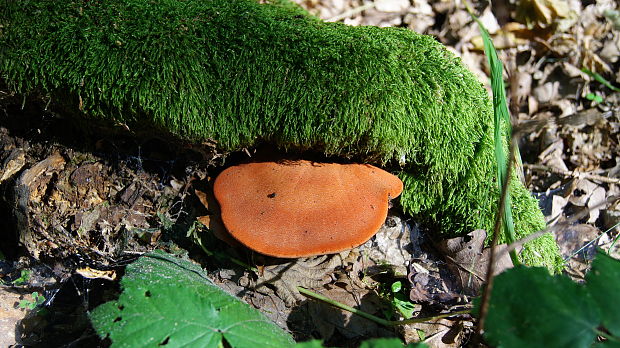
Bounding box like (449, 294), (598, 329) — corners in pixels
(0, 0), (619, 347)
(292, 0), (620, 276)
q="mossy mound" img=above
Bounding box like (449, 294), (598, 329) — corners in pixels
(0, 0), (562, 270)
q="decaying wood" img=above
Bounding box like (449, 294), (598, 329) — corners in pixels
(0, 123), (196, 264)
(16, 152), (67, 259)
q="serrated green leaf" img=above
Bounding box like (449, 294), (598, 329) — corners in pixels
(89, 250), (294, 348)
(586, 253), (620, 337)
(481, 266), (600, 348)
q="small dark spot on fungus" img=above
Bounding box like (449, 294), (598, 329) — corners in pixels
(214, 160), (403, 258)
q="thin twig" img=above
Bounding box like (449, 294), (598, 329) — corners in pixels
(443, 254), (485, 282)
(297, 286), (470, 327)
(495, 195), (620, 261)
(524, 163), (620, 185)
(564, 221), (620, 263)
(609, 223), (620, 253)
(196, 236), (258, 272)
(512, 110), (612, 135)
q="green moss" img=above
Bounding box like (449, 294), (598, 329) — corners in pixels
(0, 0), (562, 270)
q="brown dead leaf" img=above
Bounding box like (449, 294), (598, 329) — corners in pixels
(306, 284), (394, 341)
(471, 19), (534, 51)
(516, 0), (575, 30)
(569, 179), (599, 206)
(587, 186), (606, 223)
(361, 214), (416, 277)
(555, 223), (603, 258)
(542, 178), (609, 224)
(550, 194), (570, 224)
(471, 29), (527, 50)
(408, 257), (462, 305)
(555, 223), (605, 278)
(403, 319), (465, 348)
(194, 188), (210, 208)
(602, 207), (620, 233)
(538, 138), (569, 171)
(565, 119), (612, 171)
(510, 70), (533, 113)
(568, 179), (606, 223)
(435, 230), (514, 295)
(533, 81), (560, 104)
(195, 187), (241, 247)
(75, 267), (117, 281)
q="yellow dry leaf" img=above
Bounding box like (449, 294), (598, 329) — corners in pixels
(471, 23), (531, 50)
(76, 267), (117, 281)
(516, 0), (572, 30)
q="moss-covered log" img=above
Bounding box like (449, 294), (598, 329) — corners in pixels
(0, 0), (561, 270)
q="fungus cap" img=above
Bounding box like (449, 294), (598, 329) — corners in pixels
(213, 160), (403, 258)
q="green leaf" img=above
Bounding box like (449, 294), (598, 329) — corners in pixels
(295, 338), (428, 348)
(33, 292), (45, 305)
(586, 253), (620, 337)
(12, 269), (32, 286)
(586, 93), (604, 103)
(597, 342), (620, 348)
(482, 266), (600, 348)
(359, 338), (428, 348)
(582, 68), (620, 92)
(392, 293), (415, 319)
(416, 329), (426, 341)
(391, 281), (402, 293)
(294, 340), (325, 348)
(18, 299), (34, 310)
(90, 250), (295, 348)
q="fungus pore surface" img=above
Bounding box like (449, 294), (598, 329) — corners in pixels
(213, 160), (403, 258)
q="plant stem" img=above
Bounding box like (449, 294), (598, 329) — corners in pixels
(197, 239), (258, 272)
(297, 287), (470, 327)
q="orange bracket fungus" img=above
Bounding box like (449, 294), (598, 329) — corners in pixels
(213, 160), (403, 258)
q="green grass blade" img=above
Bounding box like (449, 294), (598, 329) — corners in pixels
(581, 68), (620, 93)
(468, 9), (519, 265)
